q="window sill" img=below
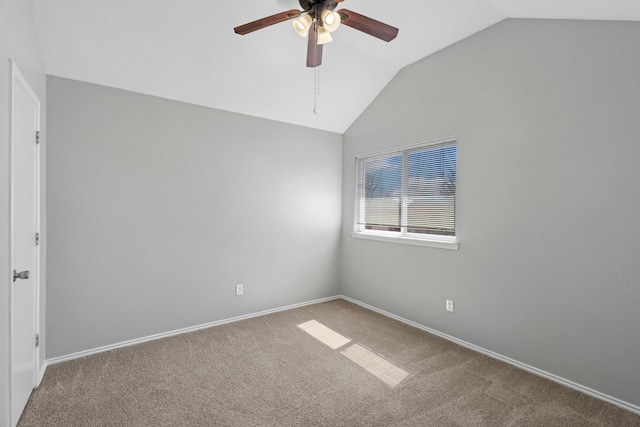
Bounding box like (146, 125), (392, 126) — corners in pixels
(351, 231), (459, 250)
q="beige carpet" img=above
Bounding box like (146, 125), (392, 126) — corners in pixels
(19, 299), (640, 426)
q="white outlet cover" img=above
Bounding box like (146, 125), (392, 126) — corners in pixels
(446, 299), (454, 312)
(236, 284), (243, 296)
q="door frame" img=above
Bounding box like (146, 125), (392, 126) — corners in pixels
(9, 60), (42, 426)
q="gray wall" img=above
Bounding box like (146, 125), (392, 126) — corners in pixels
(342, 19), (640, 407)
(46, 77), (342, 358)
(1, 1), (47, 425)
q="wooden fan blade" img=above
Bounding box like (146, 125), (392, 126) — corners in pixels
(338, 9), (398, 42)
(234, 9), (301, 35)
(306, 25), (323, 67)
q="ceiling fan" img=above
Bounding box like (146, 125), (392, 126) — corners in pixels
(234, 0), (399, 67)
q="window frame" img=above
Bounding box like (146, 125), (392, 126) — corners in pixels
(352, 137), (459, 250)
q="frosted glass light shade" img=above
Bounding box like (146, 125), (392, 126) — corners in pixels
(317, 25), (333, 44)
(321, 10), (341, 32)
(292, 14), (313, 37)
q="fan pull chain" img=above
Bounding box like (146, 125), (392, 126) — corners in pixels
(313, 66), (320, 115)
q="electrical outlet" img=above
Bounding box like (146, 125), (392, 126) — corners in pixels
(446, 299), (454, 313)
(236, 284), (243, 296)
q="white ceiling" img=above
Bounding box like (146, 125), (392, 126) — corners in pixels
(32, 0), (640, 133)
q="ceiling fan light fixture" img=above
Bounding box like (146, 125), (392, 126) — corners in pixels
(292, 14), (312, 37)
(321, 9), (341, 32)
(316, 25), (333, 45)
(234, 4), (399, 68)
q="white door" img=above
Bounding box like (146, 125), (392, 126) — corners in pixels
(10, 62), (40, 427)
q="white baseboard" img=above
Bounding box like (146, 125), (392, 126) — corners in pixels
(47, 295), (341, 366)
(339, 295), (640, 416)
(37, 360), (48, 386)
(43, 293), (640, 416)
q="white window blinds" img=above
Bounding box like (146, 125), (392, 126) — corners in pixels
(356, 139), (457, 237)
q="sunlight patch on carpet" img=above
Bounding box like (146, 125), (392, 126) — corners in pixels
(340, 343), (409, 388)
(297, 320), (351, 349)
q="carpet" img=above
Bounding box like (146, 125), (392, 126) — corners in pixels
(18, 299), (640, 426)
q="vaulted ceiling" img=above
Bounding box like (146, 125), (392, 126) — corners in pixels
(32, 0), (640, 133)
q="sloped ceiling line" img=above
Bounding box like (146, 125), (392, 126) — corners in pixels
(32, 0), (640, 133)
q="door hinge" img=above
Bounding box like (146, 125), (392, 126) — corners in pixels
(35, 232), (40, 246)
(35, 334), (40, 347)
(36, 131), (40, 144)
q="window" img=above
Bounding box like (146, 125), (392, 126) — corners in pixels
(353, 137), (458, 250)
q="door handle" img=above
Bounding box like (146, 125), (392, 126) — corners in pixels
(13, 270), (29, 282)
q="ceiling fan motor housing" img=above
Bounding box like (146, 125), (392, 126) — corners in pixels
(299, 0), (340, 16)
